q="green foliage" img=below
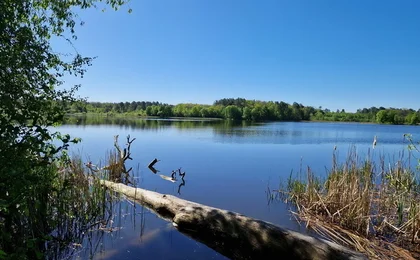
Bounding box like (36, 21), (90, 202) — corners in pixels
(82, 98), (317, 121)
(242, 107), (252, 120)
(311, 106), (419, 125)
(406, 112), (420, 125)
(223, 105), (242, 120)
(375, 110), (387, 123)
(80, 98), (420, 125)
(286, 176), (306, 202)
(375, 108), (419, 125)
(0, 0), (129, 258)
(214, 97), (248, 108)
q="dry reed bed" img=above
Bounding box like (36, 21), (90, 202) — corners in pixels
(277, 146), (420, 259)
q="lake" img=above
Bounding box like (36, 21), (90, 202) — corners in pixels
(56, 117), (419, 259)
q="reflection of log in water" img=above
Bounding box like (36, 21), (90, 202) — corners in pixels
(137, 228), (162, 245)
(100, 180), (366, 260)
(148, 158), (160, 174)
(148, 158), (159, 168)
(177, 178), (185, 195)
(148, 165), (158, 174)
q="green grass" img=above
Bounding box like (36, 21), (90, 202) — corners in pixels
(0, 138), (138, 259)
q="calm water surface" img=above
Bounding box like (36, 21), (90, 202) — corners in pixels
(56, 117), (419, 259)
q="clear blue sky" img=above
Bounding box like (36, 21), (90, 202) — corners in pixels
(58, 0), (420, 112)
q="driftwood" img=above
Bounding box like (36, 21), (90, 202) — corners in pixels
(100, 180), (367, 260)
(159, 175), (176, 182)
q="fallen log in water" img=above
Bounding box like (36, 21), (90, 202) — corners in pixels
(100, 180), (367, 260)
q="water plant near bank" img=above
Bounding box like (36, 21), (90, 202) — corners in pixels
(0, 143), (139, 259)
(275, 142), (420, 259)
(1, 0), (130, 258)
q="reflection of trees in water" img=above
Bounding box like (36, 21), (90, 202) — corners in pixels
(63, 117), (414, 146)
(211, 123), (380, 145)
(63, 115), (253, 132)
(212, 125), (308, 144)
(45, 192), (112, 259)
(46, 193), (148, 260)
(65, 116), (388, 145)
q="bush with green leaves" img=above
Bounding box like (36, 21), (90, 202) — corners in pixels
(0, 1), (130, 258)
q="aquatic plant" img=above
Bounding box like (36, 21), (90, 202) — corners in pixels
(278, 144), (420, 259)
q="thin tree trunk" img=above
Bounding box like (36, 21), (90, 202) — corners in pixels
(100, 180), (367, 260)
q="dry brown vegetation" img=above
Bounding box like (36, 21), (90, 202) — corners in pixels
(276, 146), (420, 259)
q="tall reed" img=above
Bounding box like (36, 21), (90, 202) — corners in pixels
(282, 146), (420, 259)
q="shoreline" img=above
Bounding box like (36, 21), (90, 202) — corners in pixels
(65, 113), (419, 126)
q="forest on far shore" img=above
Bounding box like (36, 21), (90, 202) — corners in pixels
(67, 98), (420, 125)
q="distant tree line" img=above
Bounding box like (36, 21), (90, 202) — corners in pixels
(312, 106), (420, 125)
(67, 98), (420, 125)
